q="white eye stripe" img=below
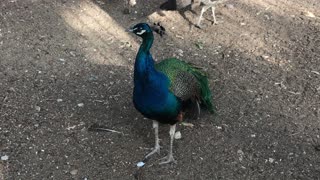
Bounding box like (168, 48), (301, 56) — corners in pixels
(136, 29), (146, 35)
(133, 27), (138, 31)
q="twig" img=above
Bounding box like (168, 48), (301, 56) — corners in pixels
(88, 124), (124, 134)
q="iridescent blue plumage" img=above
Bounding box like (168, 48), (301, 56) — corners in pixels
(132, 24), (181, 125)
(129, 23), (213, 164)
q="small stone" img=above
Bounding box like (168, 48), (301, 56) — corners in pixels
(35, 106), (41, 111)
(70, 169), (78, 175)
(1, 155), (9, 161)
(181, 122), (194, 127)
(177, 49), (183, 54)
(59, 58), (65, 62)
(89, 75), (98, 81)
(251, 134), (256, 137)
(77, 103), (84, 107)
(70, 51), (76, 57)
(137, 161), (145, 167)
(302, 11), (315, 18)
(225, 4), (235, 9)
(174, 131), (182, 139)
(269, 158), (274, 163)
(57, 99), (63, 102)
(237, 149), (244, 161)
(177, 49), (184, 56)
(8, 87), (16, 92)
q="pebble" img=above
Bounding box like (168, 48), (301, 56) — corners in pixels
(70, 169), (78, 175)
(70, 51), (76, 57)
(137, 161), (145, 167)
(1, 155), (9, 161)
(302, 11), (315, 18)
(268, 158), (275, 163)
(77, 103), (84, 107)
(225, 4), (235, 9)
(35, 106), (41, 112)
(174, 131), (182, 139)
(237, 149), (244, 161)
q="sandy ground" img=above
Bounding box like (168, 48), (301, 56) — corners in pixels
(1, 0), (320, 179)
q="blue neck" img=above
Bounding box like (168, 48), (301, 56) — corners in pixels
(134, 33), (155, 81)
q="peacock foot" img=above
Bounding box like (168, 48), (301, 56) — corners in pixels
(159, 154), (177, 165)
(211, 21), (219, 25)
(144, 145), (161, 160)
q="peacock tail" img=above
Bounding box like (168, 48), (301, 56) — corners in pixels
(155, 58), (214, 113)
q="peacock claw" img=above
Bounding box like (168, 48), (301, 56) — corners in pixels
(144, 145), (161, 160)
(159, 155), (177, 165)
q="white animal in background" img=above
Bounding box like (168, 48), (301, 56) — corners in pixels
(160, 0), (227, 28)
(192, 0), (227, 28)
(124, 0), (137, 14)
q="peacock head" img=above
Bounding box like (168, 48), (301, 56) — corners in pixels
(128, 23), (152, 37)
(128, 23), (165, 38)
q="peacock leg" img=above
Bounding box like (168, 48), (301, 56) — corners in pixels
(144, 120), (161, 160)
(159, 124), (177, 164)
(196, 6), (211, 28)
(211, 6), (218, 24)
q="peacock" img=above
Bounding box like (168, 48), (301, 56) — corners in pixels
(129, 23), (214, 164)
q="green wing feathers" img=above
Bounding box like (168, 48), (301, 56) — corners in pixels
(155, 58), (214, 113)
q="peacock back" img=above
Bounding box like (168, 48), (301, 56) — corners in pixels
(155, 58), (214, 113)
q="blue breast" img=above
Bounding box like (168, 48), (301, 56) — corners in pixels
(133, 71), (181, 122)
(133, 35), (181, 124)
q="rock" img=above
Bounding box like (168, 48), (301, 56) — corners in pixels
(237, 149), (244, 161)
(1, 155), (9, 161)
(35, 106), (41, 112)
(174, 131), (182, 139)
(70, 169), (78, 175)
(268, 158), (275, 163)
(225, 4), (235, 9)
(137, 161), (145, 167)
(77, 103), (84, 107)
(302, 11), (315, 18)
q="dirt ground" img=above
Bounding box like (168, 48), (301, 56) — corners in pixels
(1, 0), (320, 179)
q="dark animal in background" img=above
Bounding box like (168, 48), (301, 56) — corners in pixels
(128, 23), (214, 164)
